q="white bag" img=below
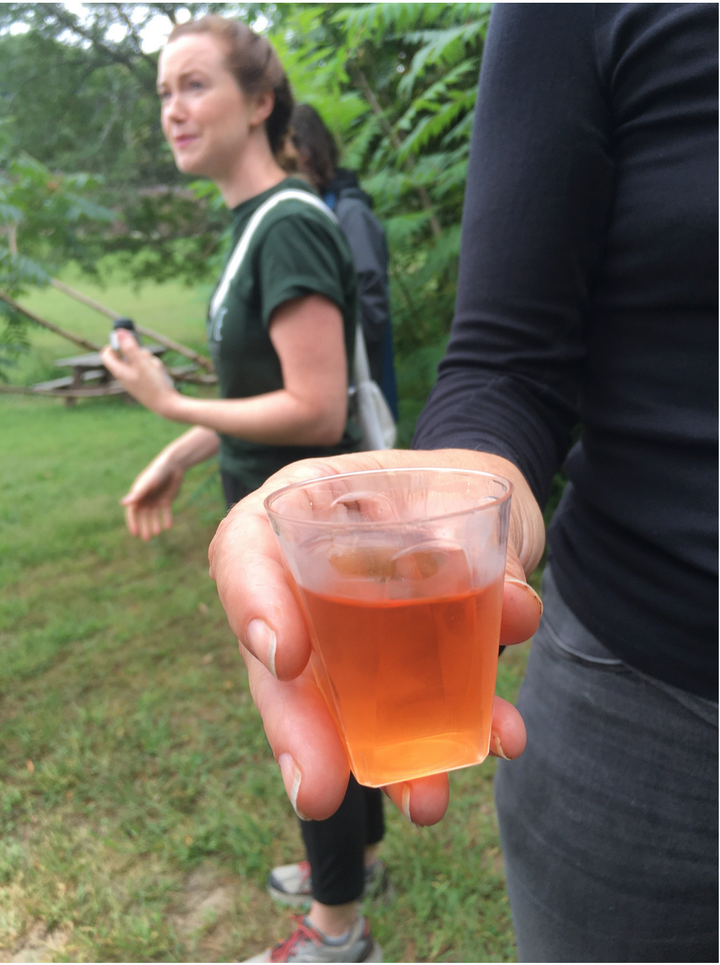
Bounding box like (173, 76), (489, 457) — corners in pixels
(351, 322), (397, 450)
(213, 188), (397, 451)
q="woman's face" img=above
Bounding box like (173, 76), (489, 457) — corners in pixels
(157, 32), (258, 181)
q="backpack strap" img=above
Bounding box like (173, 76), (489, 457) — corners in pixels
(209, 189), (339, 322)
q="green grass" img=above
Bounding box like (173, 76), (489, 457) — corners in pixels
(0, 278), (530, 963)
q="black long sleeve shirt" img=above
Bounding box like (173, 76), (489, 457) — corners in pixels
(414, 3), (718, 699)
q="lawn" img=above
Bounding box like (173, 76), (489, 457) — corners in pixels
(0, 278), (531, 963)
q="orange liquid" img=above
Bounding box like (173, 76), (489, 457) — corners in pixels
(298, 575), (503, 787)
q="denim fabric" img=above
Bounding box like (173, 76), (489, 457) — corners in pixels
(495, 567), (718, 963)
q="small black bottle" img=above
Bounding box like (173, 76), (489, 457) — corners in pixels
(109, 317), (141, 352)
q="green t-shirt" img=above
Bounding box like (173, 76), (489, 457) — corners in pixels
(207, 178), (362, 491)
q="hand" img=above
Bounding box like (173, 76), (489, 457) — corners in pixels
(121, 457), (185, 540)
(100, 329), (177, 417)
(208, 449), (546, 826)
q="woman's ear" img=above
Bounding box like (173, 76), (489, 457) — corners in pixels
(251, 89), (275, 127)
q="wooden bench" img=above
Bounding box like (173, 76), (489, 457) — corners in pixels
(32, 370), (107, 392)
(28, 347), (217, 405)
(34, 346), (166, 407)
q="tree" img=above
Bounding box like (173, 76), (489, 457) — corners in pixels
(0, 149), (115, 377)
(0, 4), (288, 286)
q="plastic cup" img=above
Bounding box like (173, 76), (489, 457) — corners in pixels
(264, 467), (512, 787)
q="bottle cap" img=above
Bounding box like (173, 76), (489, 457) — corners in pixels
(109, 317), (140, 351)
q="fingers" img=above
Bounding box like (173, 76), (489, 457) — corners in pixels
(499, 544), (543, 645)
(209, 490), (313, 680)
(245, 688), (525, 829)
(123, 498), (173, 541)
(124, 501), (139, 538)
(380, 696), (526, 827)
(243, 645), (351, 821)
(384, 773), (450, 827)
(99, 344), (121, 378)
(500, 576), (543, 645)
(489, 695), (527, 760)
(100, 331), (142, 379)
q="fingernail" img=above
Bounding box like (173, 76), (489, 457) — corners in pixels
(400, 784), (421, 828)
(246, 619), (277, 677)
(491, 731), (511, 760)
(278, 753), (310, 821)
(506, 577), (543, 615)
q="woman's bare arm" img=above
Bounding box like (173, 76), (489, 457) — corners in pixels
(100, 294), (348, 445)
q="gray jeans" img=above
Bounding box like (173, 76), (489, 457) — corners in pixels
(495, 567), (718, 963)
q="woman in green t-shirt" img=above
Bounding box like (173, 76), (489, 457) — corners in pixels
(101, 21), (378, 961)
(102, 15), (361, 533)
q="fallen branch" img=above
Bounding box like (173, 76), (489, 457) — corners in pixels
(167, 368), (217, 385)
(0, 382), (126, 399)
(50, 277), (215, 372)
(0, 384), (36, 394)
(0, 289), (101, 352)
(49, 278), (117, 320)
(134, 322), (215, 373)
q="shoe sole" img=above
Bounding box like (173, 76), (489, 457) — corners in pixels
(362, 940), (383, 962)
(267, 880), (394, 910)
(266, 883), (312, 908)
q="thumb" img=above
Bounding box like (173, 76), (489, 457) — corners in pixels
(121, 486), (145, 506)
(121, 465), (163, 505)
(499, 545), (543, 646)
(116, 328), (141, 359)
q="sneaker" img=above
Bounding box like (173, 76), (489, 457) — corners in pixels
(267, 860), (391, 908)
(243, 914), (382, 962)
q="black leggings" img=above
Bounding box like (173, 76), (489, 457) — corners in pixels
(222, 471), (385, 906)
(302, 775), (384, 905)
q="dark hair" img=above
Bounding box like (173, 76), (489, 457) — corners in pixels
(290, 104), (339, 192)
(167, 16), (293, 155)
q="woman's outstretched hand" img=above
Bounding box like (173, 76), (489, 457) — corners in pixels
(208, 448), (546, 826)
(120, 458), (185, 541)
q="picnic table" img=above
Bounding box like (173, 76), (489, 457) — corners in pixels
(32, 345), (167, 407)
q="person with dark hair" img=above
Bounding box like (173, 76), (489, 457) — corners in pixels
(100, 19), (381, 961)
(289, 104), (398, 420)
(207, 3), (718, 962)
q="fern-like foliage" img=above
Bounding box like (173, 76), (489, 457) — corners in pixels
(272, 4), (489, 437)
(271, 3), (490, 439)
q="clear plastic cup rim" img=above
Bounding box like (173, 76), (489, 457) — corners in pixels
(263, 466), (513, 528)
